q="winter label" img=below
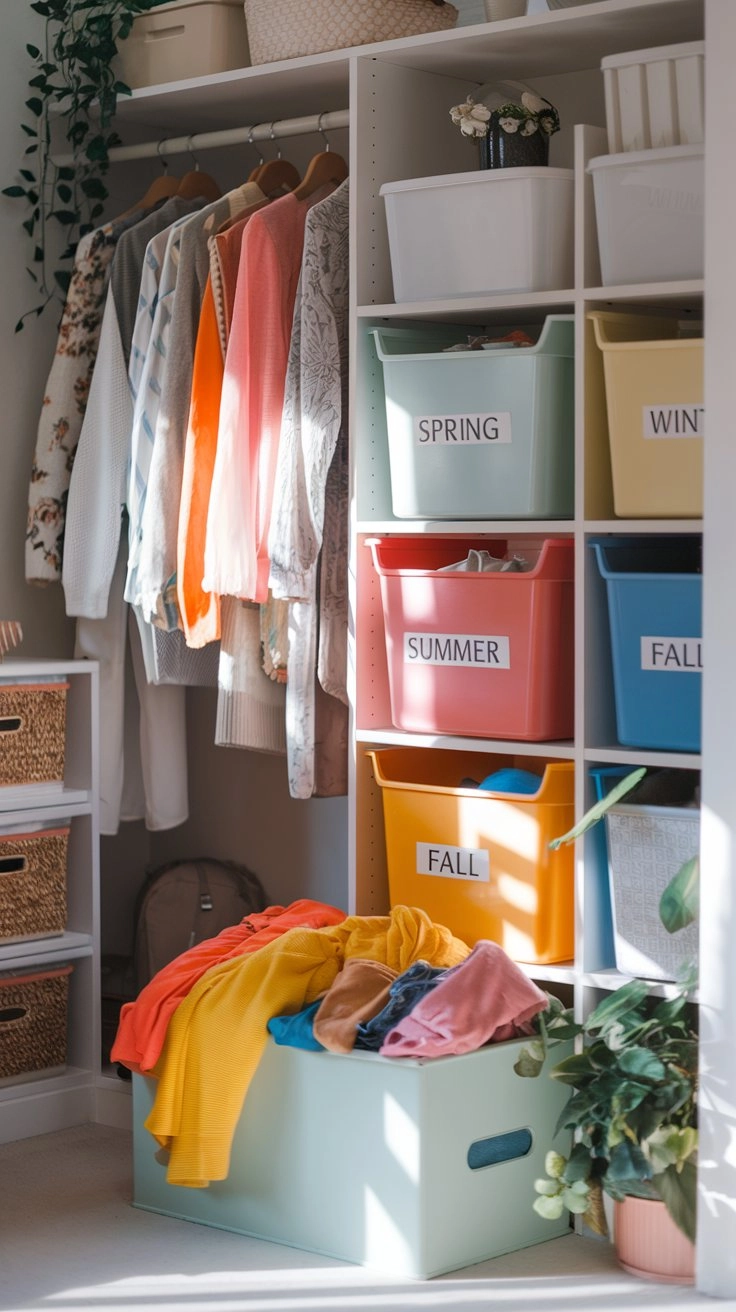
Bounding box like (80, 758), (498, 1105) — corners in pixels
(416, 842), (490, 882)
(404, 633), (511, 668)
(643, 404), (704, 439)
(641, 637), (703, 672)
(414, 412), (512, 445)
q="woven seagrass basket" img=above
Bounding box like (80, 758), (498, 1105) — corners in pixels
(0, 827), (69, 943)
(0, 964), (72, 1079)
(0, 683), (68, 787)
(243, 0), (458, 65)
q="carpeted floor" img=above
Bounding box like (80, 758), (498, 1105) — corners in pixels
(0, 1124), (722, 1312)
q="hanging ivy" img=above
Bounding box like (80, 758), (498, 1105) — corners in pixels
(4, 0), (168, 330)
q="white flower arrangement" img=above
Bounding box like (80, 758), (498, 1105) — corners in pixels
(449, 89), (560, 140)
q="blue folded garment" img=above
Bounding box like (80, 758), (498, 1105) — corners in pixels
(478, 768), (542, 795)
(267, 1000), (325, 1052)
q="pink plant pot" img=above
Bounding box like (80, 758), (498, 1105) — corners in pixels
(614, 1197), (695, 1285)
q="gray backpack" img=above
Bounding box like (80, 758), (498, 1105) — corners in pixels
(133, 857), (267, 992)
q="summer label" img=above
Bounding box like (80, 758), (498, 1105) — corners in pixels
(404, 633), (511, 669)
(416, 842), (490, 882)
(414, 412), (512, 445)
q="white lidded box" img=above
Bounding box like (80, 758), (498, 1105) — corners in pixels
(116, 0), (250, 89)
(133, 1035), (572, 1278)
(380, 167), (574, 301)
(602, 41), (704, 154)
(371, 316), (574, 519)
(588, 145), (704, 286)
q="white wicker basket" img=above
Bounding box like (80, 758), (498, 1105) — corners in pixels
(243, 0), (458, 65)
(605, 804), (700, 981)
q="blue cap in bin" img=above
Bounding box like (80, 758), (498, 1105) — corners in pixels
(478, 768), (542, 795)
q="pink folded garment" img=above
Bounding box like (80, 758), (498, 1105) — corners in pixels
(379, 940), (548, 1058)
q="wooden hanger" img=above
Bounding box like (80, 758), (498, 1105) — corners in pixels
(250, 124), (302, 198)
(292, 114), (348, 201)
(176, 137), (222, 203)
(118, 141), (182, 217)
(292, 149), (348, 201)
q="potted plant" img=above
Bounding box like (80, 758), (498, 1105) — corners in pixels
(515, 769), (699, 1283)
(449, 89), (560, 169)
(4, 0), (167, 329)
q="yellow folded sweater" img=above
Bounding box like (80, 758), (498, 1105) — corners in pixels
(145, 906), (469, 1187)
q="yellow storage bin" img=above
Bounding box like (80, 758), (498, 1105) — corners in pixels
(589, 311), (703, 518)
(368, 749), (575, 965)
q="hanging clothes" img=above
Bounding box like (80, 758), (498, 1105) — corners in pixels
(268, 180), (350, 798)
(25, 209), (146, 584)
(133, 183), (267, 629)
(176, 194), (270, 649)
(215, 598), (286, 753)
(203, 187), (334, 605)
(62, 197), (197, 833)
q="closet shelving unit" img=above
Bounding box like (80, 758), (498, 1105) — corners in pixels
(0, 659), (100, 1144)
(19, 0), (729, 1286)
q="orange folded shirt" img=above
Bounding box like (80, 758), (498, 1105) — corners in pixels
(111, 898), (346, 1075)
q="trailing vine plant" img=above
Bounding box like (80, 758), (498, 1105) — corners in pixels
(4, 0), (167, 330)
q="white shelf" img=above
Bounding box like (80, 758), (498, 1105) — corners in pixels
(584, 746), (701, 769)
(0, 785), (92, 815)
(585, 520), (703, 534)
(357, 729), (576, 758)
(584, 279), (703, 303)
(358, 521), (575, 536)
(517, 961), (577, 987)
(581, 968), (696, 1000)
(358, 291), (576, 322)
(0, 933), (93, 970)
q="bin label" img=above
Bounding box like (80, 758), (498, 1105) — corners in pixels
(416, 842), (490, 882)
(643, 404), (704, 439)
(414, 412), (512, 445)
(641, 636), (703, 671)
(404, 633), (511, 669)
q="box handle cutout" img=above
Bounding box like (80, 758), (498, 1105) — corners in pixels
(0, 716), (22, 735)
(145, 24), (186, 41)
(0, 856), (27, 876)
(467, 1127), (532, 1170)
(0, 1005), (29, 1026)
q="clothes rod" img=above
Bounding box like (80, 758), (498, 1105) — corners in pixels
(53, 109), (350, 167)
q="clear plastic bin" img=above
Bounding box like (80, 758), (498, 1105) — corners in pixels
(368, 535), (574, 741)
(588, 145), (704, 286)
(592, 537), (702, 752)
(368, 747), (575, 964)
(588, 311), (703, 518)
(380, 167), (575, 301)
(601, 42), (704, 153)
(371, 316), (574, 520)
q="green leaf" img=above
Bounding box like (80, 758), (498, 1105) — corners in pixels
(25, 97), (43, 117)
(585, 979), (650, 1032)
(533, 1194), (566, 1221)
(617, 1048), (667, 1082)
(660, 856), (699, 934)
(56, 184), (73, 203)
(54, 270), (72, 294)
(563, 1142), (594, 1184)
(57, 166), (76, 182)
(534, 1178), (560, 1196)
(607, 1140), (652, 1183)
(2, 185), (26, 198)
(513, 1039), (545, 1078)
(548, 769), (647, 850)
(26, 43), (41, 58)
(656, 1160), (697, 1244)
(561, 1186), (590, 1214)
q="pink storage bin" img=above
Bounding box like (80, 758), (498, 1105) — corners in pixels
(367, 537), (574, 741)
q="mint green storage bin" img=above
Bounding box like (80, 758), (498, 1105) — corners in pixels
(133, 1035), (572, 1278)
(371, 315), (574, 520)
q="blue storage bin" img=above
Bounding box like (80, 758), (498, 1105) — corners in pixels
(592, 538), (702, 752)
(371, 316), (574, 520)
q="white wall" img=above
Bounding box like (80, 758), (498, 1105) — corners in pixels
(0, 1), (74, 658)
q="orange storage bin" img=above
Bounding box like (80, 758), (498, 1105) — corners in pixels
(368, 536), (574, 741)
(368, 748), (575, 964)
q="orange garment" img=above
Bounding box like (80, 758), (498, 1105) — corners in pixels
(112, 898), (346, 1076)
(145, 906), (470, 1188)
(176, 277), (223, 647)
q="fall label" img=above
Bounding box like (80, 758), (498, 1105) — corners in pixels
(641, 637), (703, 672)
(416, 842), (490, 882)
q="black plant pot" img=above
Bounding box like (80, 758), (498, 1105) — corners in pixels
(480, 116), (550, 169)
